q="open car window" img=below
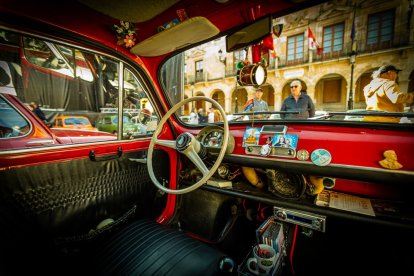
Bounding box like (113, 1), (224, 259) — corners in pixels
(0, 28), (159, 150)
(161, 1), (414, 125)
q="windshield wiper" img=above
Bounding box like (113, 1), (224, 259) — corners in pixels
(233, 111), (298, 116)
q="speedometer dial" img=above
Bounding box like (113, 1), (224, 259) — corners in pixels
(203, 130), (223, 147)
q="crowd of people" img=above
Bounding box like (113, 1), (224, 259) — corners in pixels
(250, 63), (412, 121)
(186, 63), (413, 125)
(241, 79), (315, 120)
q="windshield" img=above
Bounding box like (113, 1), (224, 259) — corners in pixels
(161, 0), (414, 125)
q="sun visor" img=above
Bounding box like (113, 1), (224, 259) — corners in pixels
(131, 17), (219, 57)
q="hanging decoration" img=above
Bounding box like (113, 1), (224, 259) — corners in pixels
(113, 21), (138, 48)
(251, 24), (284, 66)
(236, 47), (250, 70)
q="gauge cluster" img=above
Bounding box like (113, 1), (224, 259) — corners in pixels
(197, 126), (235, 154)
(203, 130), (223, 147)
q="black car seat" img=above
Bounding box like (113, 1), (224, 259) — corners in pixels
(87, 219), (235, 276)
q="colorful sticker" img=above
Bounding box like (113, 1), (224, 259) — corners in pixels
(271, 134), (298, 149)
(242, 127), (261, 147)
(311, 149), (332, 166)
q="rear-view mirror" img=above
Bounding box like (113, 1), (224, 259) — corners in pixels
(225, 16), (272, 52)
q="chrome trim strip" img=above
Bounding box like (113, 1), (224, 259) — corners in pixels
(227, 153), (414, 176)
(0, 139), (137, 155)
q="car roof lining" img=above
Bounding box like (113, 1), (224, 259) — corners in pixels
(77, 0), (182, 23)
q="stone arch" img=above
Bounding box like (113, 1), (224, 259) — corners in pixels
(281, 79), (308, 103)
(314, 74), (347, 111)
(194, 91), (205, 110)
(354, 68), (376, 110)
(409, 70), (414, 94)
(184, 95), (190, 115)
(232, 87), (248, 113)
(260, 83), (275, 111)
(211, 89), (225, 109)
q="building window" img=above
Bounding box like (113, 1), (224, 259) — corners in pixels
(322, 23), (344, 57)
(233, 50), (246, 65)
(195, 60), (203, 82)
(231, 50), (246, 76)
(367, 9), (394, 50)
(287, 34), (304, 63)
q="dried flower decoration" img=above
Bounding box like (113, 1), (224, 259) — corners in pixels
(113, 21), (137, 48)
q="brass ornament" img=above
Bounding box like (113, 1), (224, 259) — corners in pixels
(379, 150), (402, 170)
(296, 149), (309, 161)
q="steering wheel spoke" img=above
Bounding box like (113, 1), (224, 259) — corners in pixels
(185, 149), (209, 176)
(155, 138), (176, 149)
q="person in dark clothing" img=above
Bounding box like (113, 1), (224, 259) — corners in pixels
(300, 80), (308, 94)
(29, 101), (47, 121)
(197, 108), (208, 123)
(280, 80), (315, 119)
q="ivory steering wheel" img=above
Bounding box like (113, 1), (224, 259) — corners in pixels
(147, 96), (229, 194)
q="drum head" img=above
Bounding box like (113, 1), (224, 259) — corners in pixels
(254, 65), (266, 86)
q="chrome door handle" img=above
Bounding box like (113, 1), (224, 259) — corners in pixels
(26, 140), (55, 146)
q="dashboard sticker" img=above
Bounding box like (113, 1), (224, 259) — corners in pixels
(311, 149), (332, 166)
(243, 127), (261, 147)
(296, 149), (309, 161)
(271, 134), (298, 149)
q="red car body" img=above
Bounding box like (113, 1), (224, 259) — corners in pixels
(0, 1), (413, 276)
(0, 93), (116, 150)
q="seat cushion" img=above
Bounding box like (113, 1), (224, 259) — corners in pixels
(90, 219), (228, 276)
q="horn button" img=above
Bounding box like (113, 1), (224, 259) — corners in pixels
(176, 133), (191, 151)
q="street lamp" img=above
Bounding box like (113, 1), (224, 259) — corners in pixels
(409, 0), (414, 28)
(235, 96), (239, 113)
(218, 49), (226, 64)
(348, 51), (357, 110)
(190, 82), (195, 109)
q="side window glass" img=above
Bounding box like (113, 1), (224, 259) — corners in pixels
(23, 37), (73, 78)
(57, 46), (94, 82)
(120, 67), (158, 139)
(0, 29), (121, 149)
(0, 97), (30, 138)
(2, 28), (157, 149)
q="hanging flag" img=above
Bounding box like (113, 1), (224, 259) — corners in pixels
(317, 46), (323, 55)
(308, 27), (323, 55)
(308, 27), (317, 50)
(252, 43), (261, 63)
(243, 98), (254, 112)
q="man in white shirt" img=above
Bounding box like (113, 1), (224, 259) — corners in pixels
(208, 107), (215, 123)
(189, 108), (198, 124)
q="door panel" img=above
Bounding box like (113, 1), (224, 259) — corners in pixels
(0, 145), (169, 238)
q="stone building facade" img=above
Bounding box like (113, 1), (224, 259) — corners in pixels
(183, 0), (414, 115)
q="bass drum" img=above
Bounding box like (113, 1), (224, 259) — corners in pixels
(237, 63), (267, 86)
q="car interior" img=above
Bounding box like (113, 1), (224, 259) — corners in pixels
(1, 0), (414, 275)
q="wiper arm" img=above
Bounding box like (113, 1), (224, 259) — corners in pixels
(329, 111), (414, 118)
(233, 111), (298, 116)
